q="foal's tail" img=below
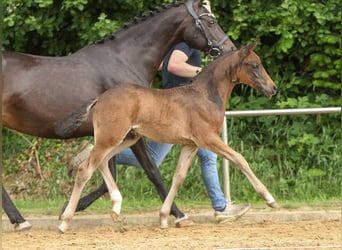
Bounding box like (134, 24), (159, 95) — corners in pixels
(55, 99), (98, 138)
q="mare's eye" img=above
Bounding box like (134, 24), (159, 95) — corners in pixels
(203, 18), (215, 26)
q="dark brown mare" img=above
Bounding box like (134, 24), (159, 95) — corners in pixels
(2, 0), (236, 231)
(55, 42), (277, 233)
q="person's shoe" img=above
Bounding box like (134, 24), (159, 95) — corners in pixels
(214, 203), (251, 224)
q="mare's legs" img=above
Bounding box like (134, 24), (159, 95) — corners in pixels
(204, 134), (277, 208)
(159, 145), (198, 228)
(2, 185), (32, 231)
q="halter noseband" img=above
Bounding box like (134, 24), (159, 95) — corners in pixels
(185, 0), (229, 58)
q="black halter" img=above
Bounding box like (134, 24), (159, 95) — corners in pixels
(185, 0), (229, 58)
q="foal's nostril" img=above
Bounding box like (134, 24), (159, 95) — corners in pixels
(273, 85), (277, 93)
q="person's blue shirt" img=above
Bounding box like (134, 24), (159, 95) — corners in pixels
(162, 42), (202, 89)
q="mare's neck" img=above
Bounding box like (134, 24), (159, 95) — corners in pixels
(79, 4), (190, 85)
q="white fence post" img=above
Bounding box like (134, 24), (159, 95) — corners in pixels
(221, 107), (341, 200)
(221, 117), (231, 202)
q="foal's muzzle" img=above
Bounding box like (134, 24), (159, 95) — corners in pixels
(263, 84), (277, 98)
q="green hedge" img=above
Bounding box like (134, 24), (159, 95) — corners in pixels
(3, 0), (340, 102)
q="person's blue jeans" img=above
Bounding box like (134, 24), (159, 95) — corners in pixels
(115, 141), (227, 212)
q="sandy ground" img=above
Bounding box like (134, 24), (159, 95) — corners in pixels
(2, 208), (341, 250)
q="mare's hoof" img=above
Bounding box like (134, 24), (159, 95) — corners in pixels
(174, 216), (195, 228)
(14, 221), (32, 232)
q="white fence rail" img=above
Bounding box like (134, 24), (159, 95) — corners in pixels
(221, 107), (341, 201)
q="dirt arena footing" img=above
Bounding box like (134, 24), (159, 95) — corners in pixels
(2, 207), (340, 232)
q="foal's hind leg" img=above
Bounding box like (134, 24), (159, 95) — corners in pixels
(203, 135), (278, 208)
(58, 144), (118, 233)
(59, 132), (140, 233)
(97, 160), (122, 222)
(58, 154), (100, 233)
(59, 156), (116, 216)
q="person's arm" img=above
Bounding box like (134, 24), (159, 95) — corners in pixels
(158, 61), (163, 71)
(167, 50), (201, 77)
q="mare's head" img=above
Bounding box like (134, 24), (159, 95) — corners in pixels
(236, 42), (277, 98)
(181, 0), (236, 57)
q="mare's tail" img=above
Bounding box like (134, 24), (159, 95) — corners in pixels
(55, 99), (98, 138)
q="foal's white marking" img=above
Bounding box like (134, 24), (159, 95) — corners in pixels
(111, 190), (122, 215)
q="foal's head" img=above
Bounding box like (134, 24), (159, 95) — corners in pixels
(237, 42), (277, 98)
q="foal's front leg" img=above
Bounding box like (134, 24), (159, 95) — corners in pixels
(160, 145), (198, 228)
(131, 138), (188, 222)
(205, 134), (278, 208)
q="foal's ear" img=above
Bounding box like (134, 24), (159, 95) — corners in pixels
(248, 41), (258, 51)
(240, 41), (258, 56)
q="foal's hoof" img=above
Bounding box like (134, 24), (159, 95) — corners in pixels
(109, 211), (121, 222)
(267, 201), (279, 208)
(160, 217), (169, 229)
(160, 222), (168, 229)
(57, 222), (68, 234)
(174, 215), (195, 228)
(14, 221), (32, 232)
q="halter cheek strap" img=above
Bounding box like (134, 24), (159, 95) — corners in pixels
(185, 0), (229, 58)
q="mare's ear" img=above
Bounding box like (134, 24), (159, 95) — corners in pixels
(202, 0), (212, 12)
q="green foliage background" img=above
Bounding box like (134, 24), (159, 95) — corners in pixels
(2, 0), (341, 207)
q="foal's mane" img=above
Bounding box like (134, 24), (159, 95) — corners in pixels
(94, 1), (182, 44)
(187, 48), (238, 84)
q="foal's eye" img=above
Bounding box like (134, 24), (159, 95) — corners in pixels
(250, 62), (259, 69)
